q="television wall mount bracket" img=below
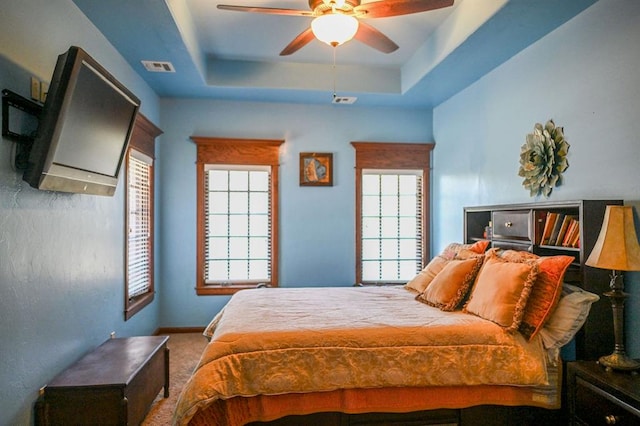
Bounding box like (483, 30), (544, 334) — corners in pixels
(2, 89), (42, 170)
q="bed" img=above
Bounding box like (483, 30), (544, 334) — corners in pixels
(173, 245), (599, 425)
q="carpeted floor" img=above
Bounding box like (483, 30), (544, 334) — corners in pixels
(142, 333), (208, 425)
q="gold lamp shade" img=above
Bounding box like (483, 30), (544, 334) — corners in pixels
(586, 205), (640, 271)
(585, 205), (640, 372)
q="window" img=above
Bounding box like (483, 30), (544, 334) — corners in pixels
(205, 167), (271, 283)
(125, 114), (161, 320)
(361, 171), (423, 282)
(193, 137), (284, 295)
(352, 142), (434, 285)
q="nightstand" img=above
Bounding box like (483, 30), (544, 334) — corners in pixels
(567, 360), (640, 425)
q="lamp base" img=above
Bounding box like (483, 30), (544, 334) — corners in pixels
(598, 352), (640, 373)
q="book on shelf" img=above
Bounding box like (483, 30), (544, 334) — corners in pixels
(562, 219), (580, 247)
(539, 212), (581, 247)
(540, 212), (558, 245)
(548, 213), (565, 246)
(554, 214), (576, 246)
(561, 219), (575, 246)
(569, 222), (581, 248)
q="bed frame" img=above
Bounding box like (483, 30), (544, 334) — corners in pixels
(249, 405), (562, 425)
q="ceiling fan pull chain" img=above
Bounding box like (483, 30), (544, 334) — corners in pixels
(332, 47), (337, 99)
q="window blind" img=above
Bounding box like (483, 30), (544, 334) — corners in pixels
(361, 170), (423, 282)
(204, 166), (272, 284)
(127, 151), (152, 298)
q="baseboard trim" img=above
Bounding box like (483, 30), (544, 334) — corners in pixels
(154, 326), (205, 335)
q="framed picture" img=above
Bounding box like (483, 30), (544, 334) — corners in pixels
(300, 152), (333, 186)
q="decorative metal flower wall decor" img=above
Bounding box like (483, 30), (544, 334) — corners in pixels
(518, 119), (570, 197)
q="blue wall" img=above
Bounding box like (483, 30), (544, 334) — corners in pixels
(157, 99), (433, 326)
(0, 0), (160, 424)
(3, 0), (640, 424)
(432, 0), (640, 357)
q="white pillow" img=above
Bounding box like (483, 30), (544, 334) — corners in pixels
(539, 283), (600, 350)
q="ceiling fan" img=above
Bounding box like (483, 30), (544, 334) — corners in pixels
(217, 0), (455, 56)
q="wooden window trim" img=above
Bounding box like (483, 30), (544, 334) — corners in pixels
(125, 114), (162, 320)
(192, 137), (284, 295)
(352, 141), (434, 285)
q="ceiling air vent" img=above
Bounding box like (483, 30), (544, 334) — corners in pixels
(332, 96), (357, 105)
(141, 60), (175, 73)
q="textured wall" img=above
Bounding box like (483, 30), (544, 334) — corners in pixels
(0, 1), (160, 424)
(432, 0), (640, 357)
(4, 1), (640, 425)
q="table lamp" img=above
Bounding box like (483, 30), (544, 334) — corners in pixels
(586, 205), (640, 372)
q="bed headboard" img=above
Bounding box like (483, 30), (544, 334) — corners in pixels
(463, 199), (623, 361)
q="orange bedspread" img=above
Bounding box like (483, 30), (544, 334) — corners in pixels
(174, 286), (555, 425)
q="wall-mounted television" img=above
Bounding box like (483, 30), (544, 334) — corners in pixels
(23, 46), (140, 196)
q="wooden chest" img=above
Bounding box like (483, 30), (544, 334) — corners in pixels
(36, 336), (169, 425)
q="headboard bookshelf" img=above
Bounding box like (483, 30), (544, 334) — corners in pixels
(464, 200), (623, 361)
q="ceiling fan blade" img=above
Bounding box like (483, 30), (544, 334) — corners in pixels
(355, 0), (454, 19)
(217, 4), (314, 17)
(354, 22), (399, 54)
(280, 28), (316, 56)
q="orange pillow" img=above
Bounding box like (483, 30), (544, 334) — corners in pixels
(439, 240), (490, 261)
(464, 254), (538, 332)
(496, 250), (574, 340)
(406, 241), (489, 293)
(416, 256), (484, 311)
(405, 256), (449, 293)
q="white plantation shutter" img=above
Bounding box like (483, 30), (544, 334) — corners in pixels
(204, 166), (271, 283)
(124, 113), (160, 320)
(192, 137), (283, 295)
(361, 170), (423, 282)
(352, 142), (433, 286)
(127, 150), (152, 298)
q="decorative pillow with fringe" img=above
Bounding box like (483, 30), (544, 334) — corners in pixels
(405, 256), (449, 293)
(493, 249), (574, 341)
(416, 256), (484, 311)
(463, 253), (539, 332)
(439, 240), (490, 261)
(406, 240), (488, 293)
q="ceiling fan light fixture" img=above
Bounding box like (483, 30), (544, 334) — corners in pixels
(311, 14), (359, 47)
(323, 0), (347, 8)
